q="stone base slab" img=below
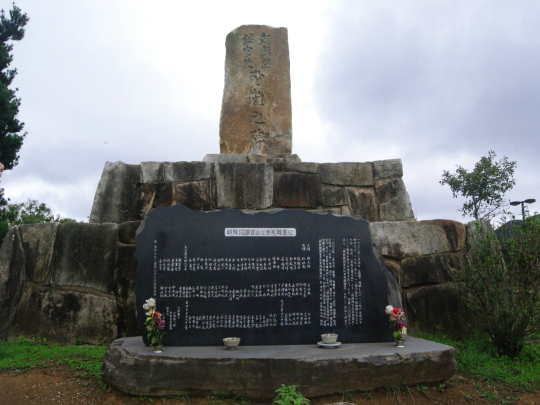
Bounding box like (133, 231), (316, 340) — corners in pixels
(102, 337), (456, 400)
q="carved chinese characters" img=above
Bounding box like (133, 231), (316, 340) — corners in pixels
(219, 25), (293, 158)
(136, 205), (396, 346)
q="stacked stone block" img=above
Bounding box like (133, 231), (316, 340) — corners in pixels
(89, 158), (415, 224)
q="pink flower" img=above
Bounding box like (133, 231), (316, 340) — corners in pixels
(390, 308), (404, 320)
(157, 320), (165, 330)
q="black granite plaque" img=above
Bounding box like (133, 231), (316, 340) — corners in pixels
(136, 205), (396, 346)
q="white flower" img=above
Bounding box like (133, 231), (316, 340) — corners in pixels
(402, 326), (407, 336)
(143, 303), (149, 311)
(146, 298), (156, 308)
(385, 305), (394, 315)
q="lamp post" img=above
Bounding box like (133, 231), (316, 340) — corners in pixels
(509, 199), (536, 220)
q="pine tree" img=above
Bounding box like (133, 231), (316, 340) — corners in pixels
(0, 3), (29, 242)
(0, 3), (29, 175)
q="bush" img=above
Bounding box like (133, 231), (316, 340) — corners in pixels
(447, 216), (540, 357)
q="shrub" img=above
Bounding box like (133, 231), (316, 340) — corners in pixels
(447, 216), (540, 357)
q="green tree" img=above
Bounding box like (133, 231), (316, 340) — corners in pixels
(440, 150), (517, 222)
(0, 3), (29, 208)
(0, 3), (28, 170)
(0, 199), (75, 245)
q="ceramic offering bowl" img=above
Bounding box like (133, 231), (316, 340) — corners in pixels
(321, 333), (338, 344)
(223, 337), (241, 350)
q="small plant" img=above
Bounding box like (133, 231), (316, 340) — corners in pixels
(438, 383), (446, 392)
(272, 384), (310, 405)
(232, 393), (251, 405)
(415, 385), (429, 398)
(205, 388), (232, 405)
(364, 390), (373, 400)
(385, 385), (402, 404)
(385, 306), (407, 341)
(341, 391), (354, 402)
(74, 338), (83, 345)
(405, 385), (412, 398)
(171, 391), (190, 401)
(212, 388), (232, 400)
(478, 389), (498, 403)
(143, 298), (166, 347)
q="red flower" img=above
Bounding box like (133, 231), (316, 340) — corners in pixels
(153, 311), (161, 320)
(390, 308), (404, 321)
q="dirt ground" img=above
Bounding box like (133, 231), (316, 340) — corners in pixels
(0, 365), (537, 405)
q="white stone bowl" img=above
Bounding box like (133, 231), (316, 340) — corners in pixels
(223, 337), (241, 350)
(321, 333), (338, 344)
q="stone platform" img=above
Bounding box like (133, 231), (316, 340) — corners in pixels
(102, 337), (456, 400)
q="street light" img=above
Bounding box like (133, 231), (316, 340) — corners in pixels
(510, 199), (536, 220)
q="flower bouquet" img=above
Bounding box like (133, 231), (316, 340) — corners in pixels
(385, 305), (407, 345)
(143, 298), (165, 351)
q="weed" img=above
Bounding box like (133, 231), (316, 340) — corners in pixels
(341, 392), (354, 402)
(478, 390), (498, 403)
(476, 385), (500, 403)
(385, 385), (403, 404)
(438, 383), (446, 392)
(272, 385), (310, 405)
(205, 388), (233, 405)
(364, 390), (372, 400)
(405, 385), (412, 398)
(171, 391), (190, 401)
(232, 393), (251, 405)
(74, 338), (83, 345)
(213, 389), (232, 400)
(415, 385), (429, 398)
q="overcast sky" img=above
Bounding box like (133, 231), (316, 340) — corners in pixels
(3, 0), (539, 223)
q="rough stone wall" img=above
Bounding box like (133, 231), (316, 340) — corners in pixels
(89, 159), (415, 224)
(0, 222), (140, 344)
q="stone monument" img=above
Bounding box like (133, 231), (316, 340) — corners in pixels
(0, 23), (459, 400)
(136, 205), (400, 346)
(219, 25), (292, 159)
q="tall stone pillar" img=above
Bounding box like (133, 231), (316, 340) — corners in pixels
(219, 25), (292, 159)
